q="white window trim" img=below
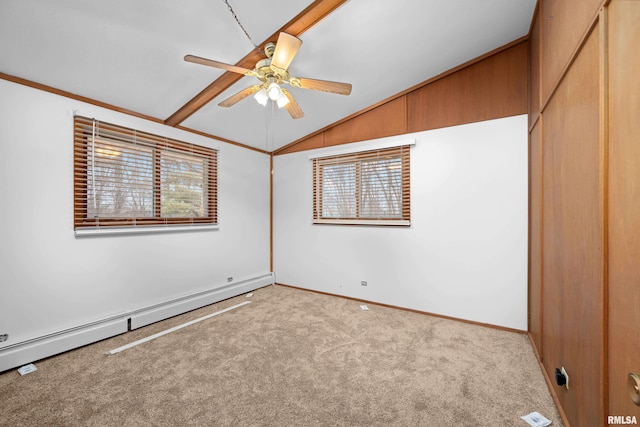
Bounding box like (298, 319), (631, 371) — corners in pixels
(313, 219), (410, 226)
(311, 141), (412, 226)
(75, 223), (219, 237)
(308, 138), (416, 160)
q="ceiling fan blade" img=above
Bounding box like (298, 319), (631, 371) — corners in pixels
(184, 54), (255, 76)
(271, 33), (302, 71)
(282, 89), (304, 119)
(291, 77), (352, 95)
(218, 85), (262, 107)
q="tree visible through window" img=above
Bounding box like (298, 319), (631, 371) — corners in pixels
(74, 116), (217, 229)
(313, 145), (410, 225)
(321, 163), (356, 218)
(160, 150), (206, 218)
(87, 139), (154, 219)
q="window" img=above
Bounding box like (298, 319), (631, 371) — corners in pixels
(312, 145), (410, 225)
(74, 116), (217, 231)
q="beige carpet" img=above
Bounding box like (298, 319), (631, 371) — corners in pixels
(0, 285), (563, 426)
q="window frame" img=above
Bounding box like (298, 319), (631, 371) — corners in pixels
(312, 143), (411, 226)
(73, 116), (218, 234)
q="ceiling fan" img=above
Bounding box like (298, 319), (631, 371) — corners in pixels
(184, 32), (352, 119)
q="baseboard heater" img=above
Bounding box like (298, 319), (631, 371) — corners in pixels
(128, 273), (273, 329)
(0, 273), (274, 373)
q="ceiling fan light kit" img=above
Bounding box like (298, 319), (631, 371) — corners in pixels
(185, 32), (352, 119)
(253, 88), (269, 106)
(267, 81), (283, 101)
(276, 94), (290, 108)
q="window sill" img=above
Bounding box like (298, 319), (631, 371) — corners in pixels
(313, 219), (410, 226)
(74, 224), (219, 237)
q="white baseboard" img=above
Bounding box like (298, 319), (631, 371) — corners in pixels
(0, 317), (127, 373)
(129, 273), (274, 329)
(0, 273), (274, 373)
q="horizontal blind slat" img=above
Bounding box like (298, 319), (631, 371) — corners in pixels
(313, 145), (411, 225)
(74, 116), (218, 228)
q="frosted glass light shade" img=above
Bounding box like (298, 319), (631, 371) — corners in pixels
(277, 95), (290, 108)
(254, 88), (268, 106)
(268, 82), (282, 101)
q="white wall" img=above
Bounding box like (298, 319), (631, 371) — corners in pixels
(273, 115), (528, 330)
(0, 79), (270, 348)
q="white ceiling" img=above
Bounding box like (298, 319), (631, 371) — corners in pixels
(0, 0), (536, 151)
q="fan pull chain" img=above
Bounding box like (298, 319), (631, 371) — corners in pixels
(266, 99), (274, 153)
(222, 0), (261, 53)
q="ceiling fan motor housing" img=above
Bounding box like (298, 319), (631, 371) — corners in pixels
(264, 42), (276, 58)
(255, 58), (289, 84)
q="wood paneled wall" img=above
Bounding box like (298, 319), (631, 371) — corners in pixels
(276, 41), (528, 155)
(542, 27), (603, 425)
(407, 42), (527, 133)
(529, 121), (542, 353)
(539, 0), (602, 102)
(607, 0), (640, 418)
(323, 96), (407, 147)
(530, 0), (640, 425)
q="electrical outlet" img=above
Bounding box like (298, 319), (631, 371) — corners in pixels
(227, 277), (233, 283)
(0, 334), (7, 342)
(561, 367), (569, 389)
(361, 281), (367, 286)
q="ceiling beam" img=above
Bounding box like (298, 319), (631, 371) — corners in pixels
(165, 0), (348, 127)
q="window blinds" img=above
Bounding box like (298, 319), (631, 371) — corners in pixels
(73, 116), (217, 229)
(312, 145), (410, 225)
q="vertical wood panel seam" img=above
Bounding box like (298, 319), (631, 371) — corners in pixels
(527, 35), (532, 335)
(527, 141), (531, 331)
(538, 116), (544, 364)
(533, 1), (541, 355)
(599, 5), (610, 419)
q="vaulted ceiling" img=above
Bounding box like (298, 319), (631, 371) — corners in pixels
(0, 0), (536, 151)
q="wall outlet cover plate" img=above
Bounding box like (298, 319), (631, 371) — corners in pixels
(561, 367), (569, 389)
(18, 363), (37, 376)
